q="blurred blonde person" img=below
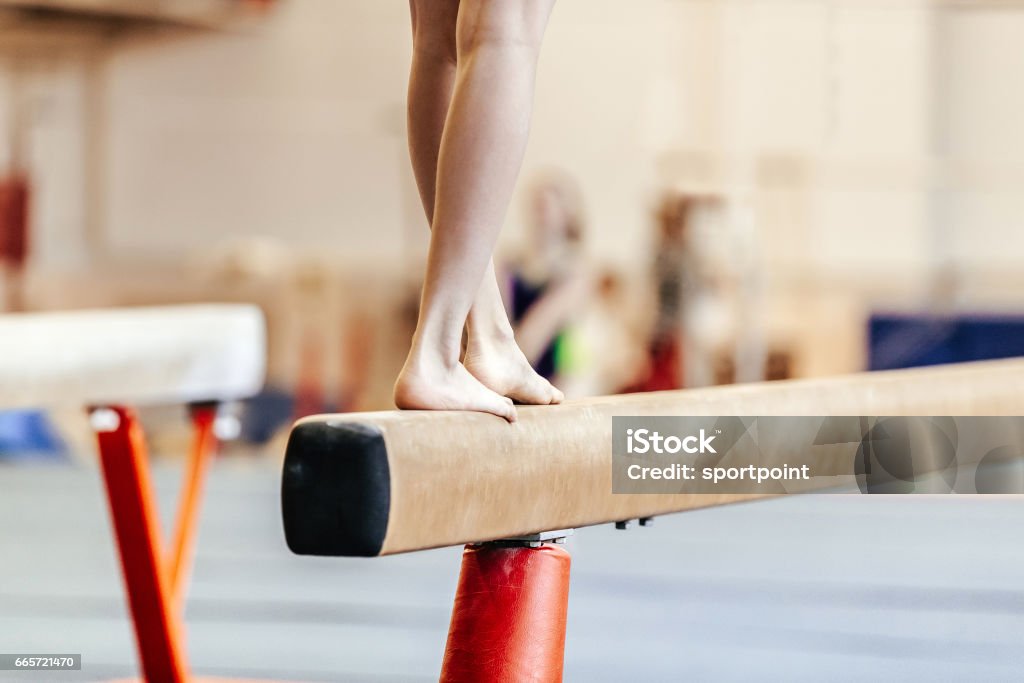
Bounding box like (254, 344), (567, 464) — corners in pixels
(502, 171), (591, 385)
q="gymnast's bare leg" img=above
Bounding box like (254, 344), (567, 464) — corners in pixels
(395, 0), (562, 420)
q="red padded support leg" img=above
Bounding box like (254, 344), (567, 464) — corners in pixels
(441, 543), (571, 683)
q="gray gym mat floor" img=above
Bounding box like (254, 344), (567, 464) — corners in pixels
(1, 460), (1022, 682)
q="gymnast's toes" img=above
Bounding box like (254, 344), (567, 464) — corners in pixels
(464, 345), (563, 406)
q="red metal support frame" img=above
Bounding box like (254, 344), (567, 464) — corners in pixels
(93, 405), (190, 682)
(93, 404), (219, 682)
(168, 403), (218, 608)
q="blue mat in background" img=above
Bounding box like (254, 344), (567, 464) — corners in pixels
(0, 410), (68, 461)
(869, 314), (1024, 371)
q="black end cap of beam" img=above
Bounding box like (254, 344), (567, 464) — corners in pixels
(281, 420), (390, 557)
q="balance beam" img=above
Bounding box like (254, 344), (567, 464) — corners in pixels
(1, 303), (268, 683)
(282, 358), (1024, 557)
(0, 304), (266, 409)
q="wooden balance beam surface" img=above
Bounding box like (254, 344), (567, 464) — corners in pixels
(0, 304), (266, 408)
(282, 358), (1024, 557)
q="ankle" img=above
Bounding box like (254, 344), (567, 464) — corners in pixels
(406, 336), (462, 374)
(467, 319), (515, 351)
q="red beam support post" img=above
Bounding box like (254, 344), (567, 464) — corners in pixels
(441, 543), (571, 683)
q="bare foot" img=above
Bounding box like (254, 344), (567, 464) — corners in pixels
(463, 335), (564, 405)
(395, 355), (517, 422)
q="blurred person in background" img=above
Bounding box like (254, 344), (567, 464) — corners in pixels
(395, 0), (563, 421)
(502, 170), (592, 386)
(630, 190), (736, 392)
(631, 192), (695, 392)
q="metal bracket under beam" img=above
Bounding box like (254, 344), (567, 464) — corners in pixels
(485, 529), (574, 548)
